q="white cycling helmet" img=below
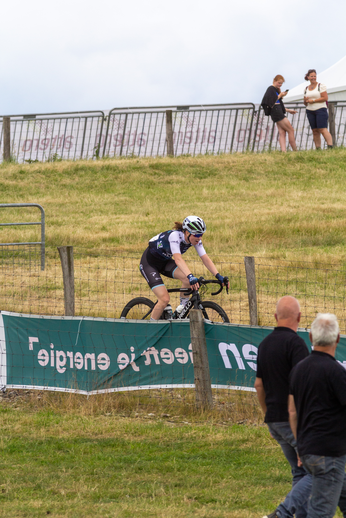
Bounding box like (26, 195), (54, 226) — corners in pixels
(182, 215), (206, 235)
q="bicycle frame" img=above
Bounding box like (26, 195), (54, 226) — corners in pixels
(160, 277), (228, 320)
(120, 276), (229, 322)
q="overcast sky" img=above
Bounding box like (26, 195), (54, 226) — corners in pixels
(1, 0), (346, 115)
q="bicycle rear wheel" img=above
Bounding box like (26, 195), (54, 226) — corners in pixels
(120, 297), (155, 320)
(200, 301), (229, 323)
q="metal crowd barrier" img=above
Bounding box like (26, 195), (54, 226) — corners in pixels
(102, 103), (256, 158)
(1, 102), (346, 163)
(0, 110), (105, 163)
(252, 102), (346, 152)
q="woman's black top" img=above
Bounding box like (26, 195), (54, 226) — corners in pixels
(262, 85), (286, 114)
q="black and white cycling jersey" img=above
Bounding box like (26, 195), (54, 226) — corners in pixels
(148, 230), (206, 261)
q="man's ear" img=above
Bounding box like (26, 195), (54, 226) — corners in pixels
(297, 312), (301, 323)
(337, 333), (340, 345)
(274, 313), (278, 323)
(309, 331), (313, 345)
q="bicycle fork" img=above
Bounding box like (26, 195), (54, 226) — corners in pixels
(173, 297), (204, 320)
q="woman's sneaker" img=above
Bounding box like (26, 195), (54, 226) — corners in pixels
(262, 511), (279, 518)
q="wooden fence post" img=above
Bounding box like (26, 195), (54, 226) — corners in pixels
(166, 110), (174, 156)
(58, 246), (75, 316)
(244, 256), (258, 326)
(328, 103), (336, 147)
(190, 309), (213, 409)
(3, 117), (11, 162)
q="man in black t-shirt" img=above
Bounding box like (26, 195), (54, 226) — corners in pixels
(255, 296), (311, 518)
(289, 313), (346, 518)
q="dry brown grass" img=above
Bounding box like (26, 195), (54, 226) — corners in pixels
(1, 386), (263, 426)
(1, 151), (346, 328)
(1, 150), (346, 259)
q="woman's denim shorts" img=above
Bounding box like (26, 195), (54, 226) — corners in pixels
(306, 107), (329, 129)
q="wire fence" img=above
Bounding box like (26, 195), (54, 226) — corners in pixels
(2, 245), (346, 411)
(255, 259), (346, 331)
(1, 101), (346, 163)
(1, 245), (346, 331)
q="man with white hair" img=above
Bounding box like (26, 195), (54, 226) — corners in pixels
(289, 313), (346, 518)
(255, 296), (311, 518)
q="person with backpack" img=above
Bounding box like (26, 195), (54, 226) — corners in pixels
(261, 75), (298, 152)
(303, 69), (333, 149)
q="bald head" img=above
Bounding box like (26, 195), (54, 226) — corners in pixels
(275, 296), (301, 331)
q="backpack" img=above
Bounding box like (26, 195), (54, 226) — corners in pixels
(261, 102), (272, 116)
(304, 83), (328, 106)
(261, 88), (279, 116)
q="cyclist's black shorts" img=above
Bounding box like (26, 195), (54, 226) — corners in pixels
(140, 247), (177, 289)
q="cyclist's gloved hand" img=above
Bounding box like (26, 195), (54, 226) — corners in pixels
(215, 273), (225, 284)
(187, 274), (199, 286)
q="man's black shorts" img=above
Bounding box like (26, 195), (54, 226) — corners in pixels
(139, 248), (177, 289)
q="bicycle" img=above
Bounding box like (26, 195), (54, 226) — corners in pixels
(120, 276), (230, 323)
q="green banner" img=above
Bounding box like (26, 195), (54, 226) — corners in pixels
(1, 311), (346, 394)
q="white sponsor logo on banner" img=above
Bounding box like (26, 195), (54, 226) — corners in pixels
(29, 337), (110, 374)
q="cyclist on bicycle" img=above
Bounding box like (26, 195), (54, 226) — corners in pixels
(139, 215), (229, 320)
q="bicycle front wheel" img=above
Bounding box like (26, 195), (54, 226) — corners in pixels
(120, 297), (155, 320)
(200, 301), (229, 323)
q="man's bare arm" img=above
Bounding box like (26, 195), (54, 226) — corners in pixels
(288, 395), (298, 439)
(254, 377), (267, 414)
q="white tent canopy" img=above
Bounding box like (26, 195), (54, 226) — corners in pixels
(285, 56), (346, 103)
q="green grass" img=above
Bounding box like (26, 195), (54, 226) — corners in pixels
(2, 399), (343, 518)
(0, 403), (295, 518)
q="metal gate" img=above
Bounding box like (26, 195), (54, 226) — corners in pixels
(0, 203), (45, 270)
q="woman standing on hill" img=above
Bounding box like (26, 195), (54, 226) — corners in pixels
(139, 215), (229, 320)
(303, 69), (333, 149)
(262, 75), (297, 152)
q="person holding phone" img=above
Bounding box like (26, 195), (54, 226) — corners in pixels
(262, 75), (298, 152)
(303, 69), (333, 149)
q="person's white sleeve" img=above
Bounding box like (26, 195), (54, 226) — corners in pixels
(320, 83), (327, 93)
(195, 241), (206, 257)
(169, 231), (182, 255)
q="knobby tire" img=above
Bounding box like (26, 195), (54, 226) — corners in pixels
(120, 297), (155, 320)
(200, 301), (229, 323)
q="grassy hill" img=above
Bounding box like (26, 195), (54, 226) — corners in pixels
(2, 150), (346, 516)
(1, 148), (346, 263)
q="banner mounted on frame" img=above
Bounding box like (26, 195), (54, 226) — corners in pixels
(1, 311), (346, 395)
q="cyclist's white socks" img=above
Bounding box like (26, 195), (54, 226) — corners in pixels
(150, 299), (188, 321)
